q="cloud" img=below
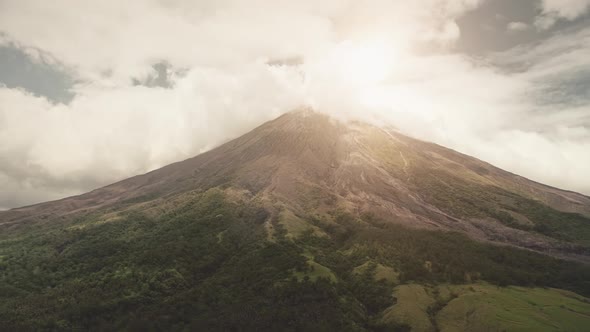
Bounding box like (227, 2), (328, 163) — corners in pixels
(540, 0), (590, 20)
(1, 0), (590, 208)
(0, 64), (303, 207)
(0, 0), (487, 207)
(295, 25), (590, 196)
(507, 22), (530, 32)
(347, 27), (590, 196)
(536, 0), (590, 29)
(0, 0), (481, 85)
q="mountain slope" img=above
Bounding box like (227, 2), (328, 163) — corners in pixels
(3, 110), (590, 257)
(1, 110), (590, 331)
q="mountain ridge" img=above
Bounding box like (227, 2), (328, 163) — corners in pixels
(4, 109), (590, 214)
(2, 110), (590, 262)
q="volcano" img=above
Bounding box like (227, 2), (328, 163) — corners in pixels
(2, 110), (590, 331)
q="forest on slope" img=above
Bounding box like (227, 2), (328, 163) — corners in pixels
(2, 189), (589, 331)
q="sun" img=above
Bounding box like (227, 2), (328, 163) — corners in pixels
(331, 40), (395, 85)
(303, 39), (400, 111)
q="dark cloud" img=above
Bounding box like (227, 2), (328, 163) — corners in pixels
(0, 44), (74, 103)
(533, 70), (590, 107)
(456, 0), (590, 54)
(132, 62), (174, 88)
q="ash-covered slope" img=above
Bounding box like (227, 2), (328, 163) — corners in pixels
(3, 110), (590, 258)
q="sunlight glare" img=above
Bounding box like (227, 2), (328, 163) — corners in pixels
(332, 40), (395, 85)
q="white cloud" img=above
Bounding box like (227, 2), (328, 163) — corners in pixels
(351, 27), (590, 196)
(0, 0), (486, 207)
(507, 22), (530, 32)
(0, 64), (304, 207)
(0, 0), (480, 84)
(298, 26), (590, 197)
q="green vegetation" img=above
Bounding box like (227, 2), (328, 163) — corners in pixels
(0, 190), (376, 330)
(1, 189), (590, 330)
(412, 167), (590, 247)
(382, 283), (590, 332)
(279, 209), (326, 239)
(381, 284), (435, 331)
(308, 210), (590, 294)
(513, 198), (590, 246)
(293, 251), (338, 282)
(353, 261), (399, 284)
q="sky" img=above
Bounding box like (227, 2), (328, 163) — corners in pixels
(0, 0), (589, 209)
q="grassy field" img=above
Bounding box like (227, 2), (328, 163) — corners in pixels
(279, 209), (326, 239)
(381, 283), (590, 332)
(381, 284), (436, 331)
(353, 261), (399, 283)
(293, 251), (338, 282)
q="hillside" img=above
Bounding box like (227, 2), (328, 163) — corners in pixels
(1, 110), (590, 331)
